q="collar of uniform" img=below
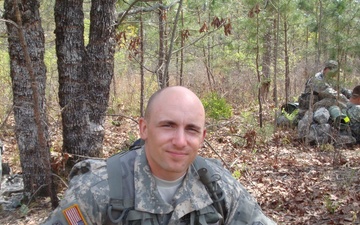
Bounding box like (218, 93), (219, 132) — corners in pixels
(133, 149), (213, 219)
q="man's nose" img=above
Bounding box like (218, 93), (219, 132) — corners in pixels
(172, 129), (187, 148)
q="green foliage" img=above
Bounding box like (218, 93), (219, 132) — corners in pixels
(323, 194), (339, 214)
(232, 170), (241, 179)
(320, 143), (335, 152)
(201, 92), (233, 120)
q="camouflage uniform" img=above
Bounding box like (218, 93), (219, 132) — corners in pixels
(41, 147), (276, 225)
(299, 71), (349, 111)
(346, 101), (360, 143)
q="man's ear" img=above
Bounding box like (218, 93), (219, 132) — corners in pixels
(139, 117), (148, 140)
(202, 129), (206, 142)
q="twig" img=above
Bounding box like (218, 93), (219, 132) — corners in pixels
(26, 184), (48, 206)
(107, 114), (139, 124)
(52, 173), (69, 189)
(204, 139), (231, 171)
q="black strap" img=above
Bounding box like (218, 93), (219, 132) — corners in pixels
(194, 157), (226, 224)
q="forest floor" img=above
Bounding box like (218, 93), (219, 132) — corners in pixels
(0, 114), (360, 225)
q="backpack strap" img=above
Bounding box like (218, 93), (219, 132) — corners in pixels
(194, 156), (226, 224)
(106, 152), (134, 224)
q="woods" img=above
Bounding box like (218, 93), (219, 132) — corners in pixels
(0, 0), (360, 223)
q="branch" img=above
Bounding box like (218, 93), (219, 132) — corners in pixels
(172, 21), (226, 55)
(204, 139), (231, 171)
(0, 18), (19, 28)
(116, 0), (180, 26)
(164, 0), (183, 77)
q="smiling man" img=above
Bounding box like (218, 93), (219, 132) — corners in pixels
(140, 87), (206, 181)
(42, 86), (276, 225)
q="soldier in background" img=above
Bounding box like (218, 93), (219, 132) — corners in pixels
(298, 60), (350, 117)
(346, 85), (360, 143)
(296, 60), (354, 145)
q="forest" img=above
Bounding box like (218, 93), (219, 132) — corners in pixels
(0, 0), (360, 224)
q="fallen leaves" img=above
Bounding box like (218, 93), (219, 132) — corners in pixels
(1, 115), (360, 224)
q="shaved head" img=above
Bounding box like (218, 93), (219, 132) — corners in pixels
(139, 86), (206, 180)
(144, 86), (205, 123)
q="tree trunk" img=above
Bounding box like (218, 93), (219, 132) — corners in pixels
(4, 0), (58, 206)
(157, 1), (166, 88)
(179, 10), (184, 86)
(55, 0), (116, 158)
(164, 0), (183, 83)
(256, 11), (263, 128)
(140, 12), (145, 117)
(260, 25), (272, 104)
(86, 0), (116, 155)
(284, 20), (290, 104)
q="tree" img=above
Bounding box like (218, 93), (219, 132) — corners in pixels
(4, 0), (58, 206)
(54, 0), (116, 158)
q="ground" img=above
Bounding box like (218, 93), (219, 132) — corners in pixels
(0, 115), (360, 224)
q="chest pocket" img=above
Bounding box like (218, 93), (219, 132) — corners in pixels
(117, 206), (221, 225)
(121, 210), (159, 225)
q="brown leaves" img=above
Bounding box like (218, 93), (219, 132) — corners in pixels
(224, 19), (232, 36)
(199, 17), (232, 36)
(248, 3), (261, 18)
(197, 118), (360, 224)
(211, 16), (224, 28)
(181, 29), (190, 40)
(50, 152), (70, 174)
(115, 31), (126, 46)
(199, 22), (208, 33)
(115, 30), (142, 60)
(244, 129), (256, 148)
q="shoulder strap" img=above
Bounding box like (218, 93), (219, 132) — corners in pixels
(106, 152), (134, 224)
(194, 156), (227, 224)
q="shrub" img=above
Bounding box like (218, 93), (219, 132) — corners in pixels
(201, 92), (233, 120)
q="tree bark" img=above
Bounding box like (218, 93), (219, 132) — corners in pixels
(4, 0), (58, 206)
(55, 0), (116, 158)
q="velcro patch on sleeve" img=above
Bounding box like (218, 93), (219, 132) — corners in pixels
(62, 204), (88, 225)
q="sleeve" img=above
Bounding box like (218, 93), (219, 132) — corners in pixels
(41, 160), (109, 225)
(209, 162), (277, 225)
(224, 184), (277, 225)
(341, 88), (352, 99)
(306, 76), (329, 95)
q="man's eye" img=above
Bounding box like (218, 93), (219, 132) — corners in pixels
(188, 128), (199, 133)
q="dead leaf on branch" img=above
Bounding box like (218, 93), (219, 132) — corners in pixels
(224, 19), (232, 36)
(248, 4), (261, 18)
(181, 29), (190, 40)
(115, 31), (126, 47)
(199, 22), (208, 33)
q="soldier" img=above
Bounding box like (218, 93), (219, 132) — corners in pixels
(346, 85), (360, 143)
(298, 60), (350, 116)
(41, 86), (276, 225)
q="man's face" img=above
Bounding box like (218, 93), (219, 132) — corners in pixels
(325, 67), (338, 79)
(351, 96), (360, 105)
(139, 88), (206, 180)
